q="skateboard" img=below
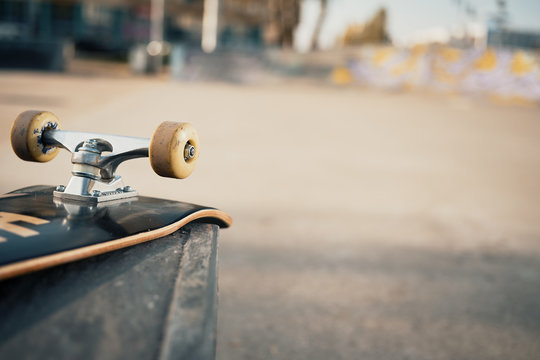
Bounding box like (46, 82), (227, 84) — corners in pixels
(0, 110), (231, 281)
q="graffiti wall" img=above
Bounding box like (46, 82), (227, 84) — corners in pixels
(333, 46), (540, 103)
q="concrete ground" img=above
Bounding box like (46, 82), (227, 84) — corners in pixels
(0, 70), (539, 360)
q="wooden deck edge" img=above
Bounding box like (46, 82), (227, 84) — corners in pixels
(0, 210), (231, 281)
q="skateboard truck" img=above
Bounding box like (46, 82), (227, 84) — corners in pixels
(10, 111), (200, 203)
(50, 132), (148, 202)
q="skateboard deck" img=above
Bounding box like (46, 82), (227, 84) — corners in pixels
(0, 186), (232, 281)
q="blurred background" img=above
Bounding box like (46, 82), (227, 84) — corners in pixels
(1, 0), (540, 359)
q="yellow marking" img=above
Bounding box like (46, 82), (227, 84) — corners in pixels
(410, 44), (428, 57)
(438, 47), (462, 62)
(331, 67), (353, 85)
(0, 212), (49, 241)
(391, 55), (418, 76)
(373, 47), (396, 67)
(511, 51), (535, 76)
(474, 48), (497, 71)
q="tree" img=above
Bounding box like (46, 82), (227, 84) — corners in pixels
(310, 0), (328, 50)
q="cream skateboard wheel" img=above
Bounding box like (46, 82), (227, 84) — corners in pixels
(149, 121), (199, 179)
(11, 111), (62, 162)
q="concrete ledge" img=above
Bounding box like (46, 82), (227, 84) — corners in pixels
(0, 223), (219, 360)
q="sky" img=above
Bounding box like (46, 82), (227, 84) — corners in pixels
(294, 0), (540, 51)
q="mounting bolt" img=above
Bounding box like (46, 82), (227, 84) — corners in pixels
(184, 144), (196, 161)
(123, 186), (132, 192)
(56, 185), (65, 192)
(92, 190), (101, 197)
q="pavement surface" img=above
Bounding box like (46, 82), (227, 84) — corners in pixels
(0, 70), (539, 360)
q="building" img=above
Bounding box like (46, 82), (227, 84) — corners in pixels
(0, 0), (300, 67)
(487, 29), (540, 50)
